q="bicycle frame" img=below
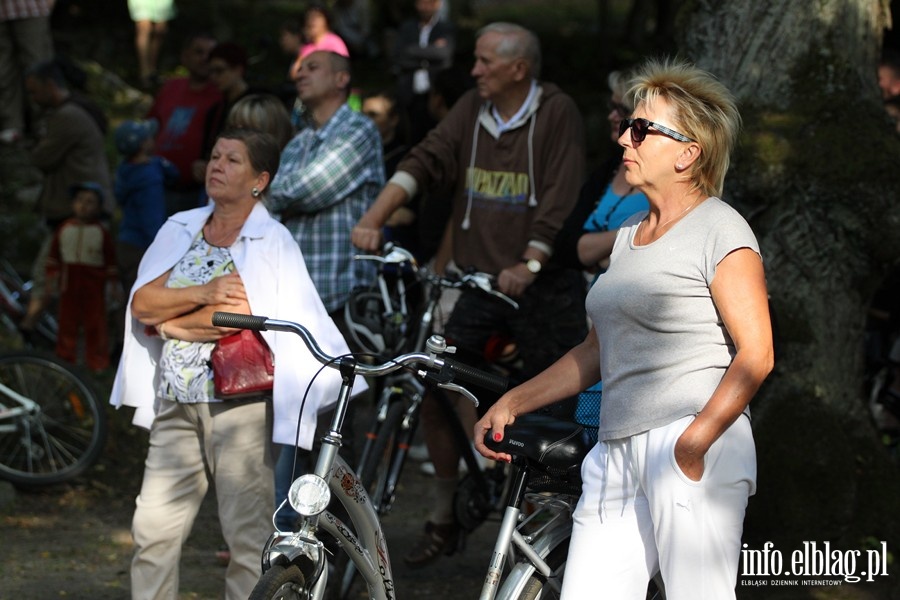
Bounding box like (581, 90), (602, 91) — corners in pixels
(488, 493), (576, 600)
(0, 379), (39, 425)
(0, 260), (58, 346)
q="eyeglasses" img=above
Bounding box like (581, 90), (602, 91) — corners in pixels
(619, 117), (695, 143)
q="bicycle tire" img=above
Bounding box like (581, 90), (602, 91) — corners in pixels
(248, 564), (307, 600)
(0, 351), (106, 486)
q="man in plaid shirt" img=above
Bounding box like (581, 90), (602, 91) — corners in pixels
(267, 50), (384, 530)
(269, 50), (384, 319)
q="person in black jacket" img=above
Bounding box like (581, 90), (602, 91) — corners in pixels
(392, 0), (455, 144)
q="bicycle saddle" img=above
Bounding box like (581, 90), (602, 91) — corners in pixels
(484, 413), (592, 470)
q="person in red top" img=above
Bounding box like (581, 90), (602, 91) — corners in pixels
(46, 182), (119, 372)
(147, 32), (222, 215)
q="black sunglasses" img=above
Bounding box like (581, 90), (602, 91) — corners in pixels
(619, 117), (695, 143)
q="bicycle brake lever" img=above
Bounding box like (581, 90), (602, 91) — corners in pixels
(462, 272), (520, 310)
(417, 369), (480, 406)
(435, 381), (480, 407)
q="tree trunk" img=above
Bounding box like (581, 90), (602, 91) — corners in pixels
(679, 1), (900, 596)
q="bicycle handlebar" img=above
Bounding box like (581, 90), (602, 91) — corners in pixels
(211, 312), (509, 395)
(352, 243), (520, 310)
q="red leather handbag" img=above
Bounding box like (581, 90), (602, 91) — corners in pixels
(211, 329), (275, 399)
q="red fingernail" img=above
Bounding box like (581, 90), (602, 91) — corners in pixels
(493, 432), (502, 442)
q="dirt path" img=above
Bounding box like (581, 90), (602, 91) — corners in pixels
(0, 407), (499, 600)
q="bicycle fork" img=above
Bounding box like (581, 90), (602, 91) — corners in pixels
(260, 358), (397, 600)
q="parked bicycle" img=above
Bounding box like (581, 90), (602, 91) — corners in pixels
(210, 312), (569, 599)
(335, 245), (520, 596)
(0, 350), (106, 486)
(350, 245), (519, 521)
(0, 259), (57, 349)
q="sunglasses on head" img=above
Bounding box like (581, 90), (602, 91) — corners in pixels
(619, 117), (695, 143)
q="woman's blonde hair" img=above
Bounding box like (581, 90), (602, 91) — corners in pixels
(628, 57), (741, 197)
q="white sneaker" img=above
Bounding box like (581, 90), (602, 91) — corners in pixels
(407, 442), (430, 462)
(419, 459), (467, 476)
(0, 128), (21, 144)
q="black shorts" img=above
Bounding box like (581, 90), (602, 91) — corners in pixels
(443, 268), (588, 417)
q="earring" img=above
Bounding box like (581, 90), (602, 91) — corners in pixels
(251, 187), (261, 198)
(676, 164), (684, 170)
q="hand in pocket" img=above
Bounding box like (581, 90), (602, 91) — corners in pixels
(674, 431), (705, 482)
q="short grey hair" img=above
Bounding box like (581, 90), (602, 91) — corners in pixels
(476, 22), (541, 79)
(607, 68), (637, 112)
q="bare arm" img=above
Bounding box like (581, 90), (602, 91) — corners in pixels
(132, 271), (247, 326)
(674, 248), (774, 480)
(474, 326), (602, 462)
(351, 182), (409, 251)
(161, 298), (252, 343)
(577, 229), (619, 268)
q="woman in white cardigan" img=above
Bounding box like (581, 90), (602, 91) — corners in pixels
(110, 128), (354, 600)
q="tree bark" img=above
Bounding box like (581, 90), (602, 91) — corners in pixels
(679, 1), (900, 596)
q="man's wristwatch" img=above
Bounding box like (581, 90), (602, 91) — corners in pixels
(522, 258), (542, 275)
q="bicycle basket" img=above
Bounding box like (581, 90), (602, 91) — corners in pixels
(575, 387), (601, 445)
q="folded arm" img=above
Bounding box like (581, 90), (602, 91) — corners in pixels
(132, 271), (247, 326)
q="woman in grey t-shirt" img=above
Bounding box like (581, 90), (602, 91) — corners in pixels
(474, 58), (774, 600)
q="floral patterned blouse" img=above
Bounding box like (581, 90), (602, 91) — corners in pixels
(157, 232), (234, 403)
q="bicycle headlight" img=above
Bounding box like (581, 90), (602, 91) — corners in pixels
(288, 474), (331, 516)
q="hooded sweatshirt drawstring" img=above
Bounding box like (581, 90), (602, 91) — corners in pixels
(461, 105), (484, 231)
(526, 113), (537, 207)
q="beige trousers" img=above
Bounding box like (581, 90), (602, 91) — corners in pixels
(130, 398), (274, 600)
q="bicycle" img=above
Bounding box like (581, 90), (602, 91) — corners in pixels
(350, 245), (520, 521)
(0, 259), (58, 349)
(0, 350), (107, 486)
(211, 311), (589, 600)
(484, 420), (665, 600)
(333, 246), (520, 596)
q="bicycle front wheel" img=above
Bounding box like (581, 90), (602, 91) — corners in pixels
(248, 564), (307, 600)
(0, 351), (106, 486)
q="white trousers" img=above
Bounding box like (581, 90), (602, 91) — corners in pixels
(131, 399), (274, 600)
(561, 414), (756, 600)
